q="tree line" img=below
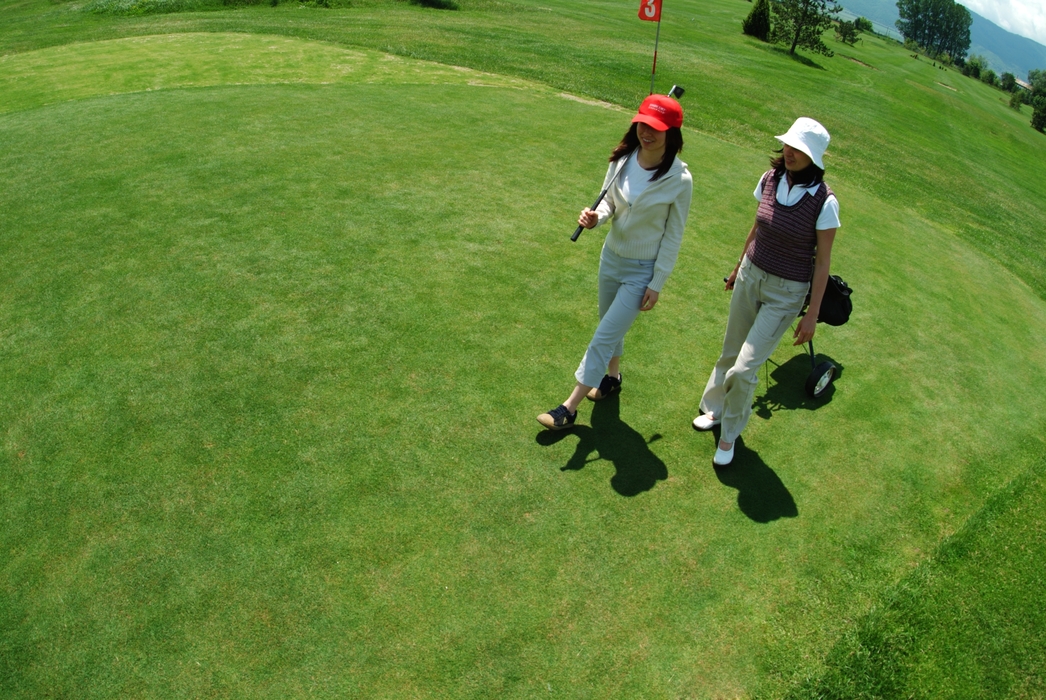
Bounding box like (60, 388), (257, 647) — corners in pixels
(741, 0), (902, 59)
(742, 0), (851, 57)
(738, 0), (1045, 133)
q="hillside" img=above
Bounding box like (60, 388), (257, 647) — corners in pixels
(839, 0), (1046, 78)
(969, 10), (1046, 81)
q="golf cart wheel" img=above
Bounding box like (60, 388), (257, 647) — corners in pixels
(805, 360), (837, 398)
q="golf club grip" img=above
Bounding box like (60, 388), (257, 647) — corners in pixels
(570, 187), (610, 242)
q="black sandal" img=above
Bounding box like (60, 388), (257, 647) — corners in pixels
(586, 373), (622, 401)
(537, 404), (577, 430)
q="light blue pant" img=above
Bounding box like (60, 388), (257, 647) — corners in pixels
(575, 245), (655, 388)
(700, 256), (810, 444)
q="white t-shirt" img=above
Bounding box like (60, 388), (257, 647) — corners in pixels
(620, 151), (657, 204)
(753, 173), (841, 230)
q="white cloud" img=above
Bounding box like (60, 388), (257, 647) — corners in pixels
(958, 0), (1046, 47)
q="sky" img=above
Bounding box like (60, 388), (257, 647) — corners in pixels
(958, 0), (1046, 47)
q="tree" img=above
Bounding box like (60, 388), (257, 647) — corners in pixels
(980, 68), (997, 87)
(771, 0), (842, 56)
(836, 19), (860, 45)
(1029, 69), (1046, 101)
(854, 16), (874, 32)
(742, 0), (772, 42)
(896, 0), (971, 61)
(1000, 72), (1016, 92)
(1009, 91), (1023, 111)
(1032, 100), (1046, 133)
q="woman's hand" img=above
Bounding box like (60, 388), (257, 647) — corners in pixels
(724, 268), (738, 291)
(640, 288), (659, 311)
(796, 227), (836, 346)
(578, 208), (598, 229)
(792, 313), (817, 346)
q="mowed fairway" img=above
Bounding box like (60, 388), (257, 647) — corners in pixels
(1, 30), (1046, 699)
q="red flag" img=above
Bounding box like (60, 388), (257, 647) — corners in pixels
(638, 0), (662, 22)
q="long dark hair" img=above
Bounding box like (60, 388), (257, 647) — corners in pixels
(609, 123), (684, 182)
(770, 149), (824, 187)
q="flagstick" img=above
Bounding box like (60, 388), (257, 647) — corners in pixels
(649, 16), (662, 95)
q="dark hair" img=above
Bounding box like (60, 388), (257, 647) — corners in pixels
(609, 123), (684, 182)
(770, 149), (824, 187)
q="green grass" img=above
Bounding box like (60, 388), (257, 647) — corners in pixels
(786, 454), (1046, 699)
(1, 0), (1043, 297)
(0, 2), (1045, 698)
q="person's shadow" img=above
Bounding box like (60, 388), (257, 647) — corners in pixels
(536, 394), (667, 497)
(707, 426), (798, 523)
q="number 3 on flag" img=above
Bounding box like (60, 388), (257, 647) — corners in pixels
(638, 0), (661, 22)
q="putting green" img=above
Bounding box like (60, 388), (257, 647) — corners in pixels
(2, 32), (1045, 697)
(0, 32), (542, 115)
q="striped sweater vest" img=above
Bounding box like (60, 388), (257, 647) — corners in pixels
(746, 169), (832, 283)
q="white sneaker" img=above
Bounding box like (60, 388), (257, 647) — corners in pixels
(692, 413), (720, 430)
(713, 442), (735, 466)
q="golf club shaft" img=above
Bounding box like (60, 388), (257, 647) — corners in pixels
(571, 151), (632, 242)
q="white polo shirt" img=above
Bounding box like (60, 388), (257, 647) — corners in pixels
(754, 174), (841, 230)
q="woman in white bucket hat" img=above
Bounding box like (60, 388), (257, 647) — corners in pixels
(692, 117), (840, 465)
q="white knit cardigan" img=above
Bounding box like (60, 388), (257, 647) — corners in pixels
(593, 154), (693, 293)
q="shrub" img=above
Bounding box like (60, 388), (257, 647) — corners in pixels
(980, 69), (998, 87)
(854, 16), (873, 32)
(962, 54), (987, 80)
(1009, 92), (1023, 111)
(1000, 72), (1016, 92)
(742, 0), (771, 41)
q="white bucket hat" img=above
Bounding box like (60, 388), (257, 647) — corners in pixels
(775, 117), (830, 170)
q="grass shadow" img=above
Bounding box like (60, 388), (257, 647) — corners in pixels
(708, 428), (799, 523)
(536, 394), (667, 497)
(409, 0), (458, 9)
(768, 45), (828, 70)
(753, 352), (845, 420)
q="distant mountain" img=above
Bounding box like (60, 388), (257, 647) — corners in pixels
(968, 12), (1046, 80)
(835, 0), (1046, 79)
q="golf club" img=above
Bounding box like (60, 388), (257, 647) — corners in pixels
(571, 86), (684, 242)
(570, 156), (629, 242)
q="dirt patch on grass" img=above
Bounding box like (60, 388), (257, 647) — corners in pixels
(557, 93), (626, 112)
(936, 82), (957, 91)
(840, 54), (876, 69)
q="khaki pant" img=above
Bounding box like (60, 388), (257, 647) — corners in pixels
(700, 256), (809, 444)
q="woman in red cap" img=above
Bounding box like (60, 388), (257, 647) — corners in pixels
(538, 94), (693, 431)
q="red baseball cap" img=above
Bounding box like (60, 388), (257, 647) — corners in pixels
(632, 94), (684, 131)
